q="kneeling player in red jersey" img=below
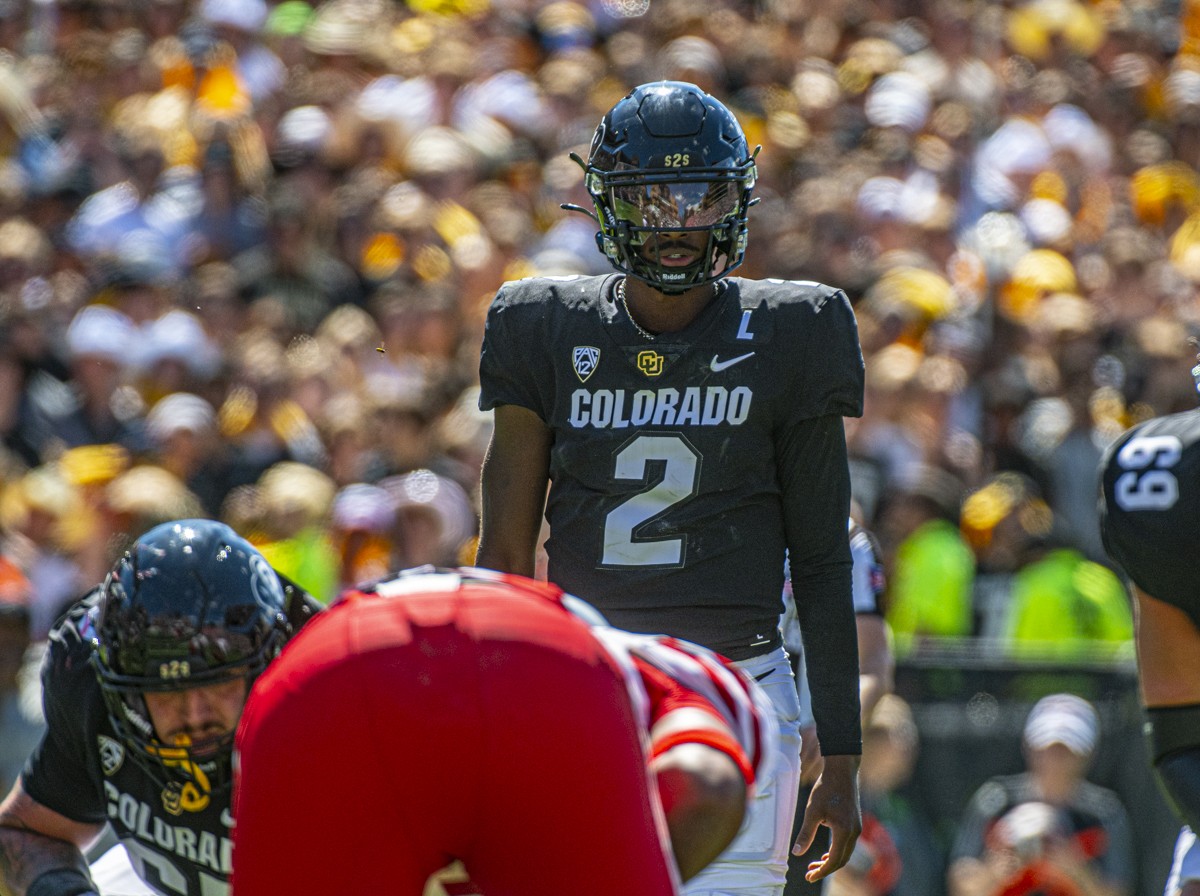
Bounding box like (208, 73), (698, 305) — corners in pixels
(231, 567), (775, 896)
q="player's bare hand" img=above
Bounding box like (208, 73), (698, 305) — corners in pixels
(792, 754), (861, 882)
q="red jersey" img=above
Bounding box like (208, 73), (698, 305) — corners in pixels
(232, 567), (773, 896)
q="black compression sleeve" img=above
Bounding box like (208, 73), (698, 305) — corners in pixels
(26, 869), (98, 896)
(1156, 747), (1200, 833)
(1147, 704), (1200, 831)
(1146, 703), (1200, 761)
(780, 416), (861, 755)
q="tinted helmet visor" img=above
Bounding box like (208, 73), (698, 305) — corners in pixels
(611, 178), (741, 231)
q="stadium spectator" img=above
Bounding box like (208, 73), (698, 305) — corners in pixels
(947, 693), (1134, 896)
(133, 309), (221, 407)
(249, 460), (337, 604)
(142, 391), (228, 516)
(999, 532), (1133, 661)
(328, 481), (396, 591)
(854, 694), (945, 896)
(381, 468), (476, 569)
(960, 472), (1133, 657)
(100, 464), (206, 557)
(231, 187), (361, 333)
(47, 305), (145, 458)
(877, 465), (975, 653)
(0, 0), (1193, 885)
(0, 464), (88, 642)
(0, 319), (53, 472)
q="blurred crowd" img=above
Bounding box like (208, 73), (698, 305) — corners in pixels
(0, 0), (1193, 890)
(0, 0), (1186, 650)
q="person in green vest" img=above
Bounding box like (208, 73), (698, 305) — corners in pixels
(878, 466), (975, 654)
(1002, 530), (1134, 661)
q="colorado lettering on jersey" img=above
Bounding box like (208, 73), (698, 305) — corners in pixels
(104, 781), (232, 876)
(569, 386), (752, 429)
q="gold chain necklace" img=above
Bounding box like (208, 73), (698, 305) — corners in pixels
(617, 277), (657, 341)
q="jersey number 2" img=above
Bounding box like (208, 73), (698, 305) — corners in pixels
(602, 434), (700, 567)
(1114, 434), (1182, 511)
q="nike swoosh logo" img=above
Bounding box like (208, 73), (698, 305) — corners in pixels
(710, 352), (755, 372)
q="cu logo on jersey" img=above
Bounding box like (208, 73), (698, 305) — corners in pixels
(161, 763), (211, 816)
(98, 735), (125, 776)
(573, 346), (600, 382)
(637, 350), (664, 377)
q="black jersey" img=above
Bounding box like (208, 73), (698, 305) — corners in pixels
(21, 585), (320, 896)
(1099, 408), (1200, 629)
(480, 274), (864, 659)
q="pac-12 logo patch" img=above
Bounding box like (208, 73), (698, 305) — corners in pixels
(573, 346), (600, 382)
(98, 735), (125, 776)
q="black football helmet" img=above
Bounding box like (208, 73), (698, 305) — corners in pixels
(91, 519), (291, 807)
(579, 81), (757, 294)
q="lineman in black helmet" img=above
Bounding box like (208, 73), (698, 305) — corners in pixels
(0, 519), (319, 896)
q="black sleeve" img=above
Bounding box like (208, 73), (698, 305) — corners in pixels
(780, 414), (861, 755)
(478, 286), (547, 418)
(21, 616), (107, 824)
(787, 288), (865, 423)
(1155, 747), (1200, 833)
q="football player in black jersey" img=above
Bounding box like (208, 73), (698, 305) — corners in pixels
(0, 519), (319, 896)
(1100, 408), (1200, 896)
(476, 81), (865, 890)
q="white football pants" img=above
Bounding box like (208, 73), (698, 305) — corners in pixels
(91, 844), (159, 896)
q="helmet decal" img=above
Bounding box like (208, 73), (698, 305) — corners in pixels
(249, 552), (286, 614)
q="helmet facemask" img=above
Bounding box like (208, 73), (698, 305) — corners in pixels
(93, 621), (282, 809)
(589, 164), (756, 294)
(569, 81), (759, 295)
